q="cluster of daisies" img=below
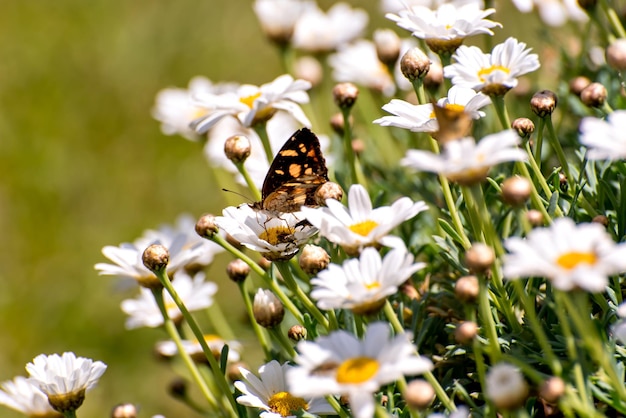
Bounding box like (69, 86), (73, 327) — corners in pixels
(6, 0), (626, 417)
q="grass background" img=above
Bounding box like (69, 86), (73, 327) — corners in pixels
(0, 0), (543, 416)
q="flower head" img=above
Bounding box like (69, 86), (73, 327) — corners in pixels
(511, 0), (587, 26)
(443, 37), (540, 96)
(0, 376), (61, 417)
(485, 363), (529, 410)
(302, 184), (428, 254)
(287, 322), (433, 418)
(503, 217), (626, 292)
(26, 352), (107, 414)
(121, 271), (218, 329)
(311, 247), (425, 314)
(216, 205), (318, 261)
(579, 110), (626, 160)
(402, 130), (526, 185)
(374, 85), (490, 132)
(253, 0), (316, 45)
(235, 360), (335, 417)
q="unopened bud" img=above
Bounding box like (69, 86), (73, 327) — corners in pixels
(352, 138), (366, 155)
(227, 259), (250, 283)
(526, 209), (544, 226)
(224, 135), (251, 164)
(455, 321), (478, 344)
(168, 378), (187, 399)
(569, 76), (591, 96)
(486, 363), (529, 410)
(332, 83), (359, 109)
(502, 176), (532, 207)
(530, 90), (557, 117)
(403, 380), (435, 410)
(226, 361), (248, 382)
(607, 39), (626, 71)
(465, 243), (495, 274)
(253, 289), (285, 328)
(294, 56), (323, 87)
(580, 82), (607, 107)
(455, 275), (479, 303)
(330, 112), (353, 135)
(400, 47), (431, 81)
(315, 181), (344, 206)
(299, 244), (330, 275)
(142, 244), (169, 273)
(592, 214), (609, 226)
(374, 29), (401, 66)
(559, 172), (568, 193)
(540, 377), (566, 404)
(111, 403), (138, 418)
(257, 257), (272, 271)
(195, 213), (219, 238)
(424, 62), (443, 90)
(288, 324), (308, 341)
(511, 117), (535, 138)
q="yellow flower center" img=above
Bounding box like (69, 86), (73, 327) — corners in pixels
(336, 357), (380, 384)
(240, 92), (261, 109)
(267, 391), (309, 416)
(259, 226), (296, 246)
(349, 220), (378, 237)
(365, 282), (381, 290)
(556, 251), (597, 270)
(477, 65), (510, 82)
(429, 103), (466, 119)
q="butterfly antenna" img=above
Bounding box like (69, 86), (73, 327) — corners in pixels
(222, 188), (254, 203)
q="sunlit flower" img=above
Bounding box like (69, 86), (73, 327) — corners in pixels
(381, 0), (481, 14)
(120, 271), (218, 329)
(253, 0), (316, 45)
(235, 360), (335, 417)
(155, 335), (242, 364)
(485, 363), (528, 410)
(286, 322), (433, 418)
(511, 0), (587, 27)
(0, 376), (61, 417)
(311, 247), (425, 314)
(216, 205), (317, 261)
(503, 217), (626, 292)
(374, 85), (491, 132)
(328, 40), (396, 96)
(292, 3), (368, 53)
(579, 110), (626, 160)
(26, 352), (107, 414)
(387, 3), (500, 54)
(402, 130), (525, 185)
(191, 74), (311, 133)
(301, 184), (428, 254)
(152, 76), (237, 140)
(443, 37), (540, 96)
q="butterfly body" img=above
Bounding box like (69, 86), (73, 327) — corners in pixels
(253, 128), (329, 213)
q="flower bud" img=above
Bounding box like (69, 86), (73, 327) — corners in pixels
(332, 82), (359, 109)
(142, 244), (169, 274)
(569, 76), (591, 96)
(486, 363), (529, 410)
(352, 138), (366, 155)
(455, 321), (478, 344)
(511, 117), (535, 139)
(403, 380), (435, 410)
(299, 244), (330, 275)
(226, 259), (250, 283)
(253, 289), (285, 328)
(195, 213), (219, 238)
(329, 112), (353, 135)
(526, 209), (544, 226)
(465, 243), (494, 274)
(374, 29), (402, 67)
(111, 403), (138, 418)
(455, 275), (479, 303)
(607, 39), (626, 71)
(294, 56), (323, 87)
(288, 324), (308, 341)
(226, 361), (248, 382)
(257, 257), (272, 271)
(424, 61), (443, 90)
(580, 82), (607, 108)
(530, 90), (558, 117)
(400, 47), (430, 81)
(540, 376), (565, 404)
(502, 176), (532, 207)
(224, 135), (251, 164)
(168, 378), (187, 399)
(592, 214), (609, 226)
(315, 181), (344, 206)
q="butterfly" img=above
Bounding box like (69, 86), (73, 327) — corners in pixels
(252, 127), (329, 213)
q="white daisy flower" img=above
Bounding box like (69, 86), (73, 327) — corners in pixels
(235, 360), (335, 417)
(511, 0), (587, 26)
(292, 3), (368, 53)
(0, 376), (61, 417)
(387, 3), (500, 54)
(253, 0), (316, 45)
(286, 322), (433, 418)
(443, 37), (540, 96)
(216, 205), (318, 261)
(120, 271), (218, 329)
(155, 334), (242, 364)
(381, 0), (482, 14)
(191, 74), (311, 134)
(503, 217), (626, 292)
(402, 130), (525, 185)
(579, 110), (626, 160)
(26, 352), (107, 414)
(311, 247), (426, 315)
(152, 76), (238, 141)
(328, 40), (396, 96)
(374, 85), (491, 132)
(301, 184), (428, 255)
(485, 363), (528, 410)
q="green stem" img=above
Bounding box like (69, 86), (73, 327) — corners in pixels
(341, 107), (361, 186)
(600, 0), (626, 39)
(238, 282), (272, 359)
(533, 118), (545, 169)
(383, 299), (404, 334)
(269, 327), (296, 357)
(62, 410), (77, 418)
(544, 117), (570, 181)
(254, 122), (274, 163)
(234, 161), (261, 202)
(411, 78), (427, 105)
(491, 94), (511, 130)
